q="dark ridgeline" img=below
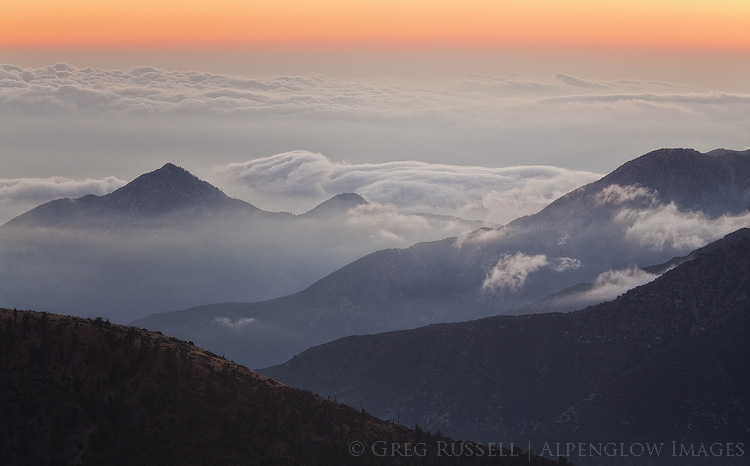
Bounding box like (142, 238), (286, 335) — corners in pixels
(0, 309), (562, 466)
(261, 229), (750, 465)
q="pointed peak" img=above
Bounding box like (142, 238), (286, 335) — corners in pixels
(104, 163), (255, 216)
(146, 162), (194, 180)
(157, 162), (188, 173)
(114, 163), (209, 194)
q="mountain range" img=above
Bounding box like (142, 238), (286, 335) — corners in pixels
(0, 308), (560, 466)
(0, 163), (484, 322)
(1, 147), (749, 465)
(133, 148), (750, 368)
(261, 228), (750, 465)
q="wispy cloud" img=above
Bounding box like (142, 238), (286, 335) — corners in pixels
(482, 252), (581, 292)
(212, 317), (257, 329)
(568, 267), (662, 308)
(617, 202), (750, 251)
(0, 175), (125, 201)
(594, 184), (657, 206)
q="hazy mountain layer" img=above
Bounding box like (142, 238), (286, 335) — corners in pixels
(261, 229), (750, 465)
(0, 308), (560, 466)
(134, 148), (750, 368)
(0, 164), (485, 322)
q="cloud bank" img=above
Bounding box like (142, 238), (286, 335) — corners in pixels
(1, 63), (748, 190)
(0, 175), (126, 224)
(213, 151), (601, 224)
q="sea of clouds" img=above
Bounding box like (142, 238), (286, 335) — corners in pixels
(1, 63), (749, 224)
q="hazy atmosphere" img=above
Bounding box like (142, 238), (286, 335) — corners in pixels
(1, 1), (749, 465)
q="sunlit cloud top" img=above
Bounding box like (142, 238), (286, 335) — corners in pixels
(3, 0), (749, 51)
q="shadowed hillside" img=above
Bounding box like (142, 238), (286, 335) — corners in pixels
(262, 229), (750, 465)
(0, 308), (562, 466)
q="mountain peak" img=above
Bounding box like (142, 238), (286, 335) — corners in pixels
(303, 192), (368, 217)
(511, 147), (750, 231)
(2, 163), (260, 229)
(104, 163), (253, 216)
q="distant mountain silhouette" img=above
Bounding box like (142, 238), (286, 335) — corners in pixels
(261, 228), (750, 465)
(133, 148), (750, 368)
(5, 163), (260, 229)
(0, 164), (485, 322)
(302, 192), (368, 217)
(0, 308), (559, 466)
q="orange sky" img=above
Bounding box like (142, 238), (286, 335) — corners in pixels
(3, 0), (750, 51)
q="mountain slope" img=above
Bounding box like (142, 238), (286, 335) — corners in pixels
(0, 164), (484, 322)
(134, 148), (750, 368)
(510, 148), (750, 231)
(0, 308), (559, 466)
(261, 229), (750, 465)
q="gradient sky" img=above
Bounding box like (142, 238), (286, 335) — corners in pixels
(4, 1), (750, 91)
(4, 0), (750, 50)
(1, 0), (749, 224)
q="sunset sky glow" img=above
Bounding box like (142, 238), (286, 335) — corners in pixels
(1, 1), (749, 222)
(4, 0), (750, 50)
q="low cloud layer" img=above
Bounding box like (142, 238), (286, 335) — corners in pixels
(483, 253), (581, 292)
(520, 266), (666, 314)
(617, 202), (750, 251)
(0, 175), (126, 224)
(212, 317), (257, 329)
(213, 151), (601, 224)
(574, 267), (661, 304)
(1, 63), (748, 192)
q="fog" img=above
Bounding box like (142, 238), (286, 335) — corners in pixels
(0, 196), (487, 322)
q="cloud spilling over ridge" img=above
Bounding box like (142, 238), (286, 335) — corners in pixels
(576, 267), (661, 304)
(1, 63), (749, 184)
(214, 151), (601, 224)
(453, 227), (513, 248)
(0, 175), (125, 201)
(0, 176), (126, 224)
(617, 203), (750, 251)
(483, 253), (581, 291)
